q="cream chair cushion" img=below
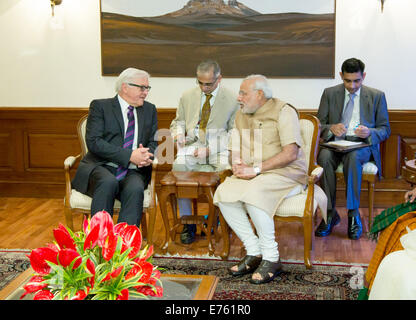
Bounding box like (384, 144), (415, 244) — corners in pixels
(336, 161), (378, 175)
(69, 188), (151, 211)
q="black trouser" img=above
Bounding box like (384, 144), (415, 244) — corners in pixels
(86, 165), (147, 227)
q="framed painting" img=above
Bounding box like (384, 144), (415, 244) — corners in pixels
(100, 0), (336, 78)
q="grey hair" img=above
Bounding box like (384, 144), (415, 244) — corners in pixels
(244, 74), (273, 99)
(115, 68), (150, 92)
(196, 60), (221, 78)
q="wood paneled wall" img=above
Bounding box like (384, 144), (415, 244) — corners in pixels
(0, 107), (415, 207)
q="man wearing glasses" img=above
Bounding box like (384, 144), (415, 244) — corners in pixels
(170, 60), (239, 244)
(72, 67), (157, 228)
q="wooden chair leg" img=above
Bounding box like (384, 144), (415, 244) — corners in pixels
(146, 207), (156, 246)
(140, 213), (148, 240)
(368, 179), (375, 232)
(303, 215), (313, 269)
(63, 206), (74, 231)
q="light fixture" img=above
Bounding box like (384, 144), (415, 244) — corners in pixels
(50, 0), (62, 17)
(380, 0), (385, 12)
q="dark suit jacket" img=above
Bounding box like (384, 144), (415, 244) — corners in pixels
(72, 95), (158, 194)
(317, 84), (391, 177)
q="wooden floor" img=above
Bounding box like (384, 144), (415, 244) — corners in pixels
(0, 197), (380, 265)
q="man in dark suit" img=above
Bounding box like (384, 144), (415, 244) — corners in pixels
(315, 58), (390, 240)
(71, 68), (157, 227)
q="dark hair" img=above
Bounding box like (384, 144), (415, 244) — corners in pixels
(341, 58), (365, 74)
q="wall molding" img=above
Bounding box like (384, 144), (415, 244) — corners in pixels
(0, 107), (415, 207)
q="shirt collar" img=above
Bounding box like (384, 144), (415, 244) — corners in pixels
(344, 87), (361, 98)
(201, 84), (220, 99)
(117, 94), (131, 113)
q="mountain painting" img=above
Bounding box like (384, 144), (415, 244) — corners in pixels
(100, 0), (335, 78)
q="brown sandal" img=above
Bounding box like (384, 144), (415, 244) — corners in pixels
(249, 259), (283, 284)
(229, 255), (262, 277)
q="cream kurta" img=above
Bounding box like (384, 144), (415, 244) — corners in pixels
(213, 98), (308, 218)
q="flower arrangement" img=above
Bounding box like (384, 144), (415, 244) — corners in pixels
(21, 210), (163, 300)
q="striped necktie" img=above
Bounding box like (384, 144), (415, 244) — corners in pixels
(115, 105), (135, 181)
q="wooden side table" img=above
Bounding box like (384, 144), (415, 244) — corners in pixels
(156, 171), (229, 259)
(402, 158), (416, 186)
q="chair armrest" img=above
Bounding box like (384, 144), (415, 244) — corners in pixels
(64, 154), (81, 208)
(64, 154), (81, 170)
(151, 157), (159, 170)
(218, 169), (233, 183)
(309, 165), (323, 184)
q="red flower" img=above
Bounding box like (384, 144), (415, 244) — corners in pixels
(29, 247), (58, 275)
(53, 223), (76, 250)
(33, 290), (55, 300)
(89, 210), (114, 247)
(114, 222), (127, 234)
(102, 231), (117, 261)
(84, 224), (100, 250)
(136, 285), (163, 297)
(20, 276), (47, 299)
(71, 288), (89, 300)
(126, 258), (153, 285)
(102, 266), (123, 282)
(144, 245), (154, 260)
(116, 289), (129, 300)
(86, 259), (96, 287)
(58, 248), (82, 269)
(117, 224), (142, 258)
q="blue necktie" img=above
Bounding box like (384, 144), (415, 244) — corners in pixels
(115, 106), (135, 181)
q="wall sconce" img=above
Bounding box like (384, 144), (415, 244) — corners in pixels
(50, 0), (62, 17)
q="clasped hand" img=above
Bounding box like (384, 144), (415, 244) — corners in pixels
(330, 123), (370, 139)
(130, 144), (153, 167)
(232, 159), (256, 180)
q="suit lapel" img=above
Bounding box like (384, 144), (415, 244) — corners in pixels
(359, 86), (370, 124)
(209, 86), (224, 125)
(135, 103), (145, 144)
(334, 85), (345, 122)
(111, 95), (125, 135)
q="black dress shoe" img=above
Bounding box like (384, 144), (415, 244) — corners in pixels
(315, 210), (340, 237)
(180, 224), (196, 244)
(348, 211), (362, 240)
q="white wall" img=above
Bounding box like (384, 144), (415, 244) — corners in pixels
(0, 0), (415, 109)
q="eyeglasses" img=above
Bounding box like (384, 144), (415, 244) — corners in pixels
(128, 83), (151, 91)
(196, 77), (218, 88)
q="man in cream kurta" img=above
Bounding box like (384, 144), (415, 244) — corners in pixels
(170, 60), (238, 244)
(213, 75), (307, 284)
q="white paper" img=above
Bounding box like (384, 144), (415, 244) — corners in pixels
(326, 140), (364, 147)
(176, 146), (196, 156)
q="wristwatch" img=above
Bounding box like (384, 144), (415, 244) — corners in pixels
(253, 166), (261, 176)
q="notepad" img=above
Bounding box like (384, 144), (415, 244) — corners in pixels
(326, 140), (364, 147)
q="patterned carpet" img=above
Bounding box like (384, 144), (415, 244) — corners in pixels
(0, 250), (366, 300)
(153, 256), (366, 300)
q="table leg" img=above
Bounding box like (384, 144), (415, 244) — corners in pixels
(205, 187), (216, 256)
(156, 187), (173, 252)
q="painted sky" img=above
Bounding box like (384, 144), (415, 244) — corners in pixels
(101, 0), (335, 17)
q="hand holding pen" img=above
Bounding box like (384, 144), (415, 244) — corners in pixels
(353, 124), (370, 138)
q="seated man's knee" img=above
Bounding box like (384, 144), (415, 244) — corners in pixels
(317, 148), (334, 166)
(172, 157), (188, 171)
(97, 175), (118, 193)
